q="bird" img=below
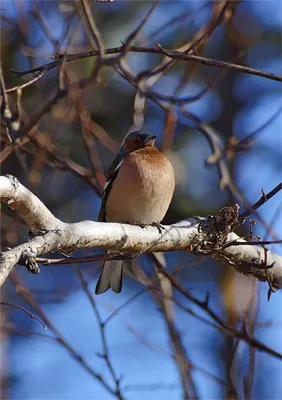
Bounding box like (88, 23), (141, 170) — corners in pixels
(95, 131), (175, 294)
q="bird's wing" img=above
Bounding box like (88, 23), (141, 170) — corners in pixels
(98, 154), (124, 222)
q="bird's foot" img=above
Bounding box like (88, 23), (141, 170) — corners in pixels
(127, 252), (141, 259)
(128, 221), (165, 234)
(128, 222), (148, 229)
(151, 222), (165, 234)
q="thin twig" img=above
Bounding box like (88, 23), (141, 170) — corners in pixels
(8, 44), (282, 88)
(180, 108), (233, 194)
(121, 1), (159, 54)
(150, 254), (199, 399)
(157, 44), (282, 83)
(5, 71), (47, 94)
(238, 183), (282, 223)
(74, 267), (124, 399)
(9, 271), (122, 397)
(1, 63), (17, 141)
(77, 0), (105, 58)
(236, 105), (282, 150)
(223, 240), (282, 248)
(151, 257), (282, 360)
(0, 301), (47, 329)
(36, 252), (135, 266)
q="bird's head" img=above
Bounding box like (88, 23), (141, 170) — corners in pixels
(121, 131), (156, 153)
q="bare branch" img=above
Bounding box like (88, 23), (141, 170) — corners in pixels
(0, 301), (46, 329)
(156, 44), (282, 83)
(150, 254), (198, 399)
(1, 63), (19, 140)
(77, 0), (104, 58)
(8, 43), (282, 91)
(121, 1), (159, 54)
(1, 175), (282, 289)
(5, 71), (47, 94)
(74, 268), (123, 398)
(153, 263), (282, 361)
(238, 183), (282, 223)
(8, 271), (122, 398)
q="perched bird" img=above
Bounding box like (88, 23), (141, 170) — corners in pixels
(95, 131), (175, 294)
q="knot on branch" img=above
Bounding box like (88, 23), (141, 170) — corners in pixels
(215, 204), (239, 233)
(5, 174), (20, 189)
(192, 204), (240, 255)
(19, 249), (40, 274)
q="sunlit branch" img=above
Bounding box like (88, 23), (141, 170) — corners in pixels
(1, 175), (281, 290)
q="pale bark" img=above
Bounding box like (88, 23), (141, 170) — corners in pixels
(1, 175), (281, 289)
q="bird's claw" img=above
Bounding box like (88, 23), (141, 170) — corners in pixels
(128, 222), (148, 229)
(128, 221), (165, 234)
(151, 222), (165, 234)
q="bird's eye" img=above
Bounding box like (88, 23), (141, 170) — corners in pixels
(133, 138), (140, 143)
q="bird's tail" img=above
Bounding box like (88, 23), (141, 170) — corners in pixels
(95, 253), (123, 294)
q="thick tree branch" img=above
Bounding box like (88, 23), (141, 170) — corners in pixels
(1, 175), (281, 290)
(0, 175), (62, 231)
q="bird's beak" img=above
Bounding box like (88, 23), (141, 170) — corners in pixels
(144, 135), (156, 146)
